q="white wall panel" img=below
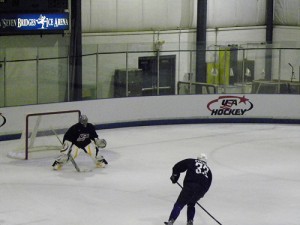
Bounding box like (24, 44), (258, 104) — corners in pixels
(274, 0), (300, 25)
(83, 0), (187, 32)
(142, 0), (170, 30)
(90, 0), (117, 32)
(235, 0), (266, 25)
(166, 0), (183, 28)
(82, 0), (270, 33)
(2, 94), (300, 136)
(273, 27), (300, 44)
(210, 27), (266, 45)
(207, 0), (265, 28)
(208, 0), (237, 27)
(116, 0), (143, 31)
(81, 0), (91, 31)
(179, 0), (194, 28)
(82, 0), (300, 33)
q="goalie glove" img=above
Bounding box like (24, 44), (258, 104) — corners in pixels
(170, 173), (179, 184)
(95, 138), (107, 149)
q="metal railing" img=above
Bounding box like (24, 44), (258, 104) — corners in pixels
(1, 44), (300, 107)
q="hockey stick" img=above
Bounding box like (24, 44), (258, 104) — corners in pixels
(176, 182), (222, 225)
(68, 154), (80, 172)
(51, 127), (63, 145)
(66, 144), (81, 172)
(51, 127), (71, 152)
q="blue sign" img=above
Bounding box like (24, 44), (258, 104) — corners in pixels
(0, 13), (69, 32)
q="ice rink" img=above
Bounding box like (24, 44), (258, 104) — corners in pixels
(0, 123), (300, 225)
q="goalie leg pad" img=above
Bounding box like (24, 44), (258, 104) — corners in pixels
(52, 154), (69, 170)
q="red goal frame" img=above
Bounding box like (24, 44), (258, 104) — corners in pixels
(24, 110), (81, 160)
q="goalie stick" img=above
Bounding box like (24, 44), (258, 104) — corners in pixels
(65, 143), (81, 172)
(51, 127), (64, 145)
(68, 153), (80, 172)
(52, 141), (80, 172)
(51, 127), (71, 153)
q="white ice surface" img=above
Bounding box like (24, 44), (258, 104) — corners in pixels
(0, 124), (300, 225)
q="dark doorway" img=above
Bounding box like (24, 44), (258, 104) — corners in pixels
(138, 55), (176, 96)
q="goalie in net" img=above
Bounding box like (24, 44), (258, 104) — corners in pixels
(52, 114), (108, 170)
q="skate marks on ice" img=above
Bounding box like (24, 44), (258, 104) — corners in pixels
(0, 124), (300, 225)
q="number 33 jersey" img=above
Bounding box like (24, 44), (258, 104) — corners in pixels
(172, 158), (212, 192)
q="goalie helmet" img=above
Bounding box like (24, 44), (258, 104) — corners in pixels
(197, 153), (207, 162)
(79, 115), (88, 127)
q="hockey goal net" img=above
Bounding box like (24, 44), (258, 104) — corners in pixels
(7, 110), (81, 160)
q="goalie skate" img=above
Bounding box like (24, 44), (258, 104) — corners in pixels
(52, 161), (64, 170)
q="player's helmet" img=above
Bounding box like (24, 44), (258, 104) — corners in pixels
(79, 115), (88, 127)
(197, 153), (207, 162)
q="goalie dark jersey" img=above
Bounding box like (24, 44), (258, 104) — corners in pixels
(63, 122), (98, 149)
(172, 158), (212, 194)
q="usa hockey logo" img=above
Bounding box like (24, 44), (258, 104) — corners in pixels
(0, 113), (6, 128)
(207, 95), (253, 116)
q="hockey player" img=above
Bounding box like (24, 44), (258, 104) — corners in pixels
(52, 114), (108, 170)
(164, 154), (212, 225)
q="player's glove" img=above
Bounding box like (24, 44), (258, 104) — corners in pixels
(170, 174), (179, 184)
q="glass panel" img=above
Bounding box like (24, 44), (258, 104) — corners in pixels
(157, 54), (176, 95)
(0, 53), (4, 107)
(2, 43), (300, 107)
(98, 52), (126, 99)
(6, 61), (37, 106)
(82, 54), (97, 100)
(82, 44), (97, 100)
(38, 58), (69, 103)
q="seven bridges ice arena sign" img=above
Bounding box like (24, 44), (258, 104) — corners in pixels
(0, 13), (69, 32)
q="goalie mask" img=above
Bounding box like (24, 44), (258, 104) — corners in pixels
(79, 115), (88, 127)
